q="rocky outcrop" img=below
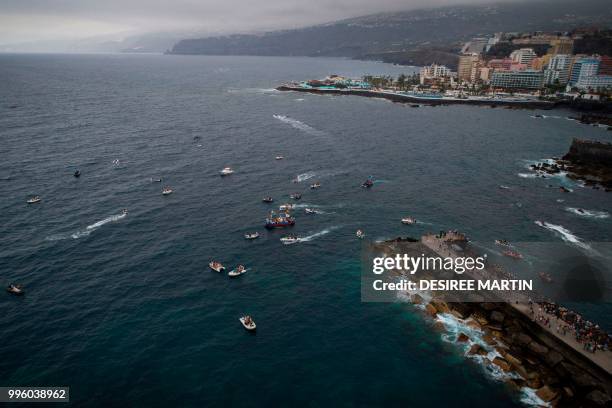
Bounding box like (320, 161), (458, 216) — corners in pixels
(559, 138), (612, 191)
(417, 299), (612, 407)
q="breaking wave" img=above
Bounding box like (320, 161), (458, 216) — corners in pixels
(565, 207), (609, 219)
(273, 115), (325, 136)
(293, 172), (316, 183)
(534, 221), (591, 251)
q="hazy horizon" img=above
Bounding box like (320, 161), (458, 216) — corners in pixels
(0, 0), (532, 50)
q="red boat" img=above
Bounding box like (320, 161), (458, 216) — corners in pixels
(503, 250), (523, 260)
(265, 211), (295, 229)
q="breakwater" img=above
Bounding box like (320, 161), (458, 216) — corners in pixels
(378, 236), (612, 407)
(276, 85), (556, 109)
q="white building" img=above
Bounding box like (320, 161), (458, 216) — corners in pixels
(510, 48), (537, 65)
(419, 64), (455, 85)
(575, 75), (612, 91)
(544, 54), (571, 85)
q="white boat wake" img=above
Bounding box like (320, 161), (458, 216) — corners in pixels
(46, 211), (127, 241)
(565, 207), (609, 219)
(298, 227), (338, 242)
(273, 115), (325, 136)
(534, 221), (591, 251)
(293, 172), (316, 183)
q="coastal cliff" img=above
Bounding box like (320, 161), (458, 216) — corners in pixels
(561, 139), (612, 190)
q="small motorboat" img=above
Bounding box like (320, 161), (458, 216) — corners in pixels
(244, 232), (260, 240)
(262, 197), (274, 203)
(280, 235), (300, 245)
(503, 250), (523, 260)
(151, 177), (162, 182)
(275, 156), (284, 160)
(228, 265), (248, 277)
(162, 187), (173, 195)
(361, 179), (374, 188)
(305, 208), (317, 214)
(74, 170), (81, 178)
(27, 196), (41, 204)
(209, 261), (226, 272)
(290, 193), (302, 200)
(220, 167), (234, 176)
(401, 217), (416, 225)
(310, 182), (321, 189)
(495, 239), (511, 247)
(356, 229), (365, 239)
(122, 208), (128, 215)
(539, 271), (553, 283)
(279, 203), (294, 211)
(499, 185), (510, 190)
(239, 315), (256, 331)
(6, 284), (24, 296)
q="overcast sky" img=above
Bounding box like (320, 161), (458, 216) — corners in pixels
(0, 0), (515, 45)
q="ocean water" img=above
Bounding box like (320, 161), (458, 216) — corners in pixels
(0, 53), (610, 407)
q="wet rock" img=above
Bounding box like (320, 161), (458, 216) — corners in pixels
(536, 385), (558, 402)
(528, 341), (548, 355)
(585, 389), (611, 406)
(482, 334), (496, 346)
(468, 344), (483, 355)
(465, 319), (481, 330)
(431, 301), (450, 314)
(504, 353), (521, 368)
(457, 333), (469, 343)
(412, 294), (424, 304)
(527, 377), (542, 389)
(432, 321), (445, 332)
(490, 310), (505, 323)
(425, 303), (437, 317)
(449, 303), (471, 319)
(492, 357), (512, 371)
(563, 387), (574, 398)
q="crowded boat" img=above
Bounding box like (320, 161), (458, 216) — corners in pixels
(27, 196), (41, 204)
(209, 261), (225, 272)
(228, 265), (248, 277)
(239, 315), (256, 331)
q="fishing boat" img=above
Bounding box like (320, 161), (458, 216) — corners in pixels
(279, 203), (294, 211)
(265, 211), (295, 229)
(74, 170), (81, 178)
(209, 261), (225, 273)
(228, 265), (248, 277)
(310, 182), (321, 189)
(305, 208), (317, 214)
(262, 197), (274, 203)
(26, 196), (41, 204)
(290, 193), (302, 200)
(6, 284), (24, 296)
(356, 229), (365, 239)
(239, 315), (256, 331)
(162, 186), (173, 195)
(401, 217), (416, 225)
(244, 232), (260, 240)
(280, 235), (300, 245)
(495, 239), (511, 247)
(539, 271), (553, 283)
(503, 250), (523, 260)
(361, 178), (374, 188)
(220, 167), (234, 176)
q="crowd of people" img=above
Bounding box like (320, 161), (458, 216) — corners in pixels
(530, 300), (610, 353)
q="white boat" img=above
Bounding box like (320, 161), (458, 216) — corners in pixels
(162, 187), (173, 195)
(401, 217), (417, 225)
(280, 235), (300, 245)
(275, 156), (284, 160)
(228, 265), (248, 277)
(239, 316), (256, 331)
(220, 167), (234, 176)
(279, 203), (295, 211)
(304, 208), (317, 214)
(495, 239), (511, 247)
(290, 193), (302, 200)
(26, 196), (41, 204)
(6, 284), (24, 295)
(244, 232), (260, 240)
(310, 182), (321, 189)
(151, 177), (162, 182)
(356, 229), (365, 239)
(209, 261), (225, 272)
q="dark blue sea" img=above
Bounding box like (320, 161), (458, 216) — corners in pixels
(1, 53), (610, 407)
